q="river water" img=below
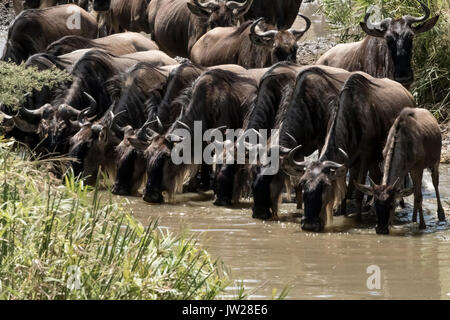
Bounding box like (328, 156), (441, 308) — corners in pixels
(120, 166), (450, 300)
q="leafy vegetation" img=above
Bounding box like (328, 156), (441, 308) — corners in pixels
(320, 0), (450, 120)
(0, 61), (71, 111)
(0, 140), (231, 299)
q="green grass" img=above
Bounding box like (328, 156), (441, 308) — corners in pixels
(0, 139), (232, 299)
(0, 61), (71, 111)
(320, 0), (450, 119)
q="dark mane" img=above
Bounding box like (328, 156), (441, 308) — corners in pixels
(106, 62), (169, 129)
(63, 50), (118, 116)
(170, 69), (257, 133)
(150, 62), (206, 131)
(246, 63), (298, 132)
(280, 67), (346, 150)
(230, 20), (254, 37)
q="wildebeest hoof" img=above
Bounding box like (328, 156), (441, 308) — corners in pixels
(301, 218), (324, 232)
(214, 198), (232, 207)
(419, 222), (426, 230)
(112, 185), (130, 196)
(143, 191), (164, 204)
(438, 209), (446, 222)
(252, 207), (272, 220)
(375, 226), (389, 235)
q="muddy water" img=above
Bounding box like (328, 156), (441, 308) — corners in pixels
(118, 166), (450, 300)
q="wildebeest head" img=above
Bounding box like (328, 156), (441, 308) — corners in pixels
(360, 0), (439, 86)
(249, 15), (311, 64)
(285, 146), (348, 232)
(355, 177), (412, 234)
(128, 128), (183, 204)
(68, 109), (124, 185)
(13, 92), (97, 155)
(187, 0), (254, 29)
(93, 0), (111, 11)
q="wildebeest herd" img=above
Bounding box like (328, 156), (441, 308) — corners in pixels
(0, 0), (446, 234)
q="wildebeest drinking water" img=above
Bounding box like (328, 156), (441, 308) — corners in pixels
(355, 108), (446, 234)
(284, 73), (416, 232)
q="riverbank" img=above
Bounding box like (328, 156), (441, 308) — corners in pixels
(0, 140), (234, 299)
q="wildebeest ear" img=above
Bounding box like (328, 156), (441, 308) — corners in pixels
(359, 21), (386, 38)
(249, 34), (275, 47)
(187, 3), (210, 17)
(330, 166), (347, 179)
(413, 15), (439, 34)
(353, 181), (374, 196)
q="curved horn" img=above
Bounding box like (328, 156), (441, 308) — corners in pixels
(250, 18), (278, 39)
(226, 0), (253, 16)
(83, 92), (98, 117)
(360, 7), (389, 37)
(155, 116), (164, 132)
(286, 132), (297, 145)
(288, 14), (312, 38)
(322, 160), (345, 169)
(58, 104), (82, 120)
(368, 176), (377, 187)
(17, 105), (46, 121)
(0, 111), (15, 131)
(288, 145), (308, 168)
(404, 0), (430, 25)
(191, 0), (219, 11)
(110, 110), (127, 137)
(136, 120), (156, 142)
(339, 148), (350, 163)
(176, 120), (190, 131)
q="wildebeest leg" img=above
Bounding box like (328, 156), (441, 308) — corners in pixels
(355, 163), (369, 222)
(295, 182), (303, 209)
(411, 169), (425, 229)
(431, 164), (446, 222)
(199, 163), (212, 191)
(339, 167), (357, 216)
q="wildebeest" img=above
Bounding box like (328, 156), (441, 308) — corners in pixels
(355, 108), (445, 234)
(244, 0), (304, 30)
(22, 0), (90, 10)
(95, 0), (152, 34)
(1, 4), (98, 64)
(316, 0), (439, 87)
(147, 0), (253, 58)
(284, 72), (416, 232)
(46, 32), (159, 56)
(111, 62), (247, 196)
(123, 69), (261, 203)
(12, 49), (177, 154)
(191, 15), (311, 68)
(249, 65), (352, 219)
(213, 62), (306, 206)
(67, 63), (178, 185)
